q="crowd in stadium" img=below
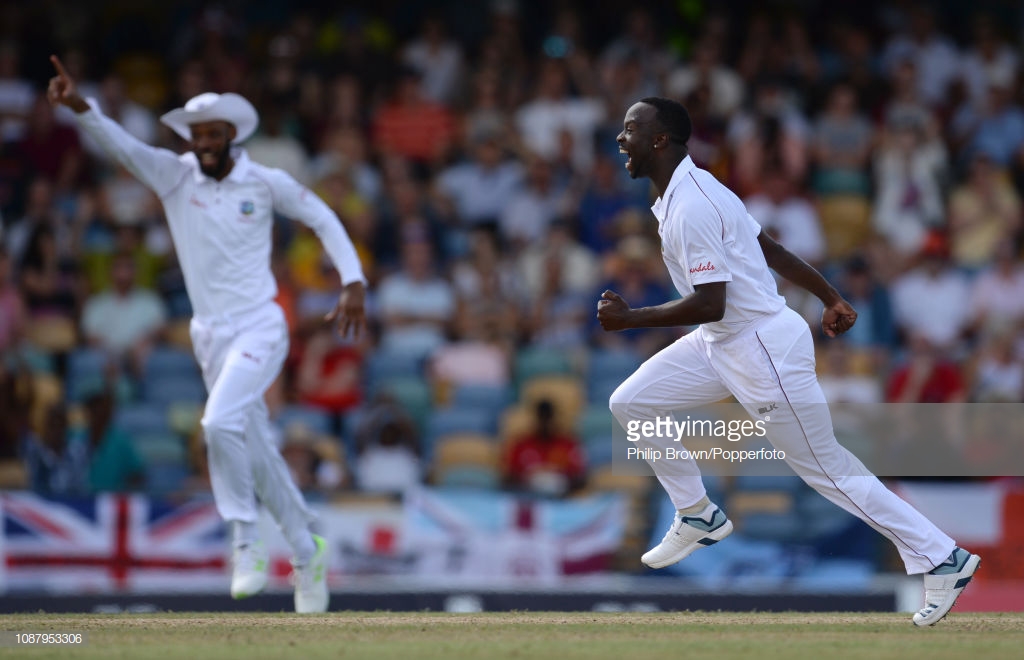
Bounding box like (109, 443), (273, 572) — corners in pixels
(1, 1), (1023, 503)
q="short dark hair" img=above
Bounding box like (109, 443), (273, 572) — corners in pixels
(638, 97), (692, 146)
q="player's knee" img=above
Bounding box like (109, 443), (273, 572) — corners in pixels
(200, 414), (244, 444)
(608, 381), (639, 425)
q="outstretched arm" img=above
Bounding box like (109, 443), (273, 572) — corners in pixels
(47, 55), (184, 197)
(757, 230), (857, 337)
(264, 169), (368, 338)
(597, 282), (726, 331)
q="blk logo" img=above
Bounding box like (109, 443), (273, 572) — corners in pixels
(757, 403), (778, 415)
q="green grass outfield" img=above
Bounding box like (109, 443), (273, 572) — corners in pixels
(2, 612), (1022, 660)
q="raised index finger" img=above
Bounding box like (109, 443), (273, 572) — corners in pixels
(50, 55), (70, 78)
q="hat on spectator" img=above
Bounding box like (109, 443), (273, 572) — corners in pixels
(160, 92), (259, 144)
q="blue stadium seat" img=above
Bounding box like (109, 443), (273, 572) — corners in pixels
(115, 403), (172, 437)
(373, 377), (433, 429)
(424, 408), (494, 458)
(143, 347), (200, 381)
(146, 463), (190, 495)
(143, 374), (207, 405)
(588, 349), (642, 382)
(587, 376), (623, 405)
(276, 404), (333, 435)
(515, 346), (573, 384)
(366, 349), (424, 387)
(66, 348), (113, 401)
(450, 384), (513, 417)
(578, 404), (616, 440)
(131, 430), (186, 464)
(436, 465), (500, 489)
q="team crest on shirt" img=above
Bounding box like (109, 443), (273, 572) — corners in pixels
(240, 200), (255, 215)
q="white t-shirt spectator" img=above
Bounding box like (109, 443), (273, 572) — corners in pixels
(744, 194), (826, 264)
(437, 160), (524, 224)
(81, 289), (168, 354)
(377, 272), (455, 356)
(891, 267), (971, 348)
(516, 98), (605, 171)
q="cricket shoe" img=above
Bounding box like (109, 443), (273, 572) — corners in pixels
(641, 504), (733, 569)
(913, 547), (981, 626)
(293, 534), (330, 613)
(230, 541), (269, 599)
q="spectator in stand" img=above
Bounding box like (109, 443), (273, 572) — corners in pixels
(18, 224), (82, 349)
(280, 422), (347, 495)
(80, 251), (167, 371)
(0, 246), (25, 352)
(245, 102), (311, 185)
(376, 231), (455, 358)
(949, 72), (1024, 170)
(401, 14), (465, 107)
(967, 327), (1024, 403)
(811, 82), (874, 198)
(0, 41), (34, 144)
(890, 233), (972, 351)
(947, 151), (1021, 271)
(4, 177), (71, 265)
(353, 395), (422, 494)
(310, 126), (381, 204)
(435, 124), (524, 228)
(834, 255), (897, 352)
(80, 387), (145, 493)
(450, 225), (524, 345)
(577, 154), (646, 254)
(970, 240), (1024, 334)
(872, 109), (947, 259)
(67, 74), (158, 165)
(665, 38), (743, 123)
(590, 235), (675, 357)
(503, 399), (585, 498)
(516, 57), (605, 172)
(23, 401), (90, 496)
(881, 3), (961, 111)
(744, 168), (826, 266)
(499, 154), (571, 246)
(886, 333), (966, 404)
(726, 77), (810, 196)
(0, 358), (33, 460)
(14, 94), (82, 193)
(959, 14), (1020, 111)
(372, 66), (455, 171)
(518, 218), (599, 304)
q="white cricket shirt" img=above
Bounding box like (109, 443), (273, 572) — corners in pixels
(75, 101), (366, 320)
(651, 156), (785, 341)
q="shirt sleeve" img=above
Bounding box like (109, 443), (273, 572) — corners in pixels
(73, 99), (186, 198)
(679, 202), (733, 286)
(263, 168), (367, 286)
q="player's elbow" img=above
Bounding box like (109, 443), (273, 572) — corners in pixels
(694, 282), (727, 323)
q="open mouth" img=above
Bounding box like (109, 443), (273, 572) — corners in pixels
(619, 147), (632, 170)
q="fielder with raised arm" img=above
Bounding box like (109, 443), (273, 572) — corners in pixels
(47, 55), (367, 613)
(599, 97), (979, 626)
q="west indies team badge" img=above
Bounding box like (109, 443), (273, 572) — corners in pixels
(240, 200), (255, 215)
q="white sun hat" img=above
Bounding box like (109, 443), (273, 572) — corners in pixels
(159, 92), (259, 144)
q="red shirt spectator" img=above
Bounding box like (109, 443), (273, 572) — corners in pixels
(504, 400), (586, 497)
(885, 335), (966, 403)
(372, 68), (454, 165)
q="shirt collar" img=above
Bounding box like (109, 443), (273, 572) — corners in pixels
(650, 155), (696, 222)
(188, 147), (250, 184)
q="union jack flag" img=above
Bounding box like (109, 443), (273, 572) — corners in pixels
(2, 492), (227, 594)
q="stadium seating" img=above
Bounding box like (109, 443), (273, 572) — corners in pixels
(142, 347), (201, 381)
(114, 402), (172, 437)
(587, 349), (642, 382)
(424, 408), (495, 458)
(520, 375), (585, 429)
(450, 384), (513, 418)
(432, 433), (500, 489)
(143, 374), (207, 405)
(366, 349), (424, 387)
(372, 377), (433, 430)
(514, 346), (574, 385)
(275, 404), (334, 435)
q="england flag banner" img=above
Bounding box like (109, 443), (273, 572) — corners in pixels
(2, 492), (226, 594)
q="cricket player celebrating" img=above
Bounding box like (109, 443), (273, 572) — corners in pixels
(48, 55), (367, 613)
(599, 97), (979, 626)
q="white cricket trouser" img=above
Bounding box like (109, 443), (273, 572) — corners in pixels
(190, 303), (315, 554)
(610, 306), (955, 574)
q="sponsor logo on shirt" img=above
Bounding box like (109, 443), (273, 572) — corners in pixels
(241, 351), (261, 364)
(189, 194), (208, 209)
(689, 261), (716, 274)
(240, 200), (255, 215)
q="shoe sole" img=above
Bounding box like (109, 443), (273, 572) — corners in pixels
(231, 575), (268, 600)
(913, 554), (981, 627)
(642, 519), (734, 569)
(295, 535), (330, 613)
